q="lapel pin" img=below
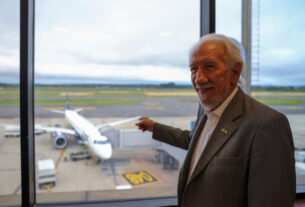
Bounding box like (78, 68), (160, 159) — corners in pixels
(221, 128), (228, 135)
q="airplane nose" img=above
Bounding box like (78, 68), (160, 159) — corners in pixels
(97, 143), (112, 160)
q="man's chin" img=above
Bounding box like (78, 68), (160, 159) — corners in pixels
(199, 100), (215, 111)
(198, 97), (222, 111)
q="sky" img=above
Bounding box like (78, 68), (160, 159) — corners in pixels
(0, 0), (304, 86)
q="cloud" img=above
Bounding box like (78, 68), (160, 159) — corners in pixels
(1, 0), (304, 87)
(111, 11), (130, 20)
(0, 55), (19, 69)
(258, 60), (305, 86)
(0, 66), (20, 84)
(53, 27), (69, 32)
(34, 74), (186, 85)
(158, 32), (173, 37)
(0, 50), (10, 57)
(64, 50), (188, 68)
(35, 62), (191, 83)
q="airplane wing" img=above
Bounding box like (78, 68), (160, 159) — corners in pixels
(50, 109), (65, 114)
(50, 108), (83, 114)
(97, 116), (141, 130)
(0, 124), (75, 137)
(38, 126), (76, 135)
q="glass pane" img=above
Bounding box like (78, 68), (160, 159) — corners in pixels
(252, 0), (305, 188)
(0, 0), (21, 206)
(216, 0), (241, 41)
(218, 0), (305, 192)
(35, 0), (199, 203)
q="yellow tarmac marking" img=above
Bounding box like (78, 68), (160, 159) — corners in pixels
(74, 106), (95, 110)
(43, 106), (95, 110)
(145, 106), (164, 111)
(43, 107), (64, 110)
(121, 170), (159, 186)
(60, 92), (94, 96)
(286, 106), (303, 110)
(56, 149), (65, 169)
(41, 183), (53, 191)
(145, 92), (196, 96)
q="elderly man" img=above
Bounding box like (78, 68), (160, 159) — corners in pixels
(136, 33), (295, 207)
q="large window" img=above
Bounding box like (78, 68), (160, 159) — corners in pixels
(34, 0), (199, 204)
(2, 0), (304, 206)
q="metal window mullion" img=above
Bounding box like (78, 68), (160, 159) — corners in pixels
(20, 0), (36, 206)
(241, 0), (252, 95)
(200, 0), (215, 37)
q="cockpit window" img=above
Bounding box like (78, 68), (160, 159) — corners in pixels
(93, 140), (110, 145)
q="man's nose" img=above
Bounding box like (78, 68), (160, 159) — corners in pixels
(195, 67), (208, 84)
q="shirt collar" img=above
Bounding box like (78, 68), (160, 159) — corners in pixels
(205, 86), (238, 117)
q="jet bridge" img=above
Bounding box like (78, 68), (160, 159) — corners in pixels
(103, 128), (187, 169)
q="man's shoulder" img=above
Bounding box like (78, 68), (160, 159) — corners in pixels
(242, 91), (286, 120)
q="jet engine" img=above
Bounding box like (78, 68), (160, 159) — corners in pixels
(52, 133), (68, 149)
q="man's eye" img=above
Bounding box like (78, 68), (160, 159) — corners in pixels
(205, 64), (217, 70)
(190, 67), (198, 72)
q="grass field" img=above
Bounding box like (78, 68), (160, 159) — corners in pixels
(0, 86), (304, 106)
(0, 87), (196, 98)
(256, 99), (304, 105)
(0, 99), (141, 106)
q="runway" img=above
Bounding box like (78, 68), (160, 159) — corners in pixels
(0, 96), (200, 118)
(1, 95), (305, 119)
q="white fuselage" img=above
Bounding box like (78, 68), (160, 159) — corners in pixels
(64, 110), (112, 160)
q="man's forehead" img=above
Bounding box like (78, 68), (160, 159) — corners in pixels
(190, 40), (226, 62)
(190, 55), (219, 65)
(194, 39), (226, 54)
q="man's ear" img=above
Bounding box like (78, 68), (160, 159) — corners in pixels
(231, 63), (242, 85)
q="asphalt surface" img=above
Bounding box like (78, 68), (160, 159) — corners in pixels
(0, 97), (200, 118)
(1, 95), (305, 118)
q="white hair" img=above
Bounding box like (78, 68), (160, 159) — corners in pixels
(189, 33), (244, 70)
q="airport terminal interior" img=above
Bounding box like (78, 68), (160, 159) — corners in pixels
(1, 0), (305, 206)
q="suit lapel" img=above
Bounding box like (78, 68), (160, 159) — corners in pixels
(187, 88), (244, 185)
(178, 110), (207, 202)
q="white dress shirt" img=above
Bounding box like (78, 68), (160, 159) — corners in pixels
(188, 87), (239, 181)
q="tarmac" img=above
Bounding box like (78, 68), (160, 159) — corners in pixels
(0, 117), (193, 205)
(0, 96), (305, 205)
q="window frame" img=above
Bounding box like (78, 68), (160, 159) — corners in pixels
(19, 0), (305, 206)
(20, 0), (36, 206)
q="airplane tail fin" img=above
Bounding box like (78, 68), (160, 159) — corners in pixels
(49, 93), (84, 114)
(66, 94), (71, 110)
(65, 94), (84, 113)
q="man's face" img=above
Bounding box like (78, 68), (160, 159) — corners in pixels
(190, 40), (239, 110)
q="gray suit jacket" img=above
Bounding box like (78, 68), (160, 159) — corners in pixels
(153, 88), (296, 207)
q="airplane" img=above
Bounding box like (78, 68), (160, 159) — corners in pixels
(1, 100), (140, 161)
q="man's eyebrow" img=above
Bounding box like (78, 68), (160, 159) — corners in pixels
(205, 60), (217, 64)
(190, 58), (217, 66)
(189, 63), (199, 68)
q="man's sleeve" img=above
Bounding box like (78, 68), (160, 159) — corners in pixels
(248, 113), (296, 206)
(152, 123), (192, 150)
(152, 104), (203, 150)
